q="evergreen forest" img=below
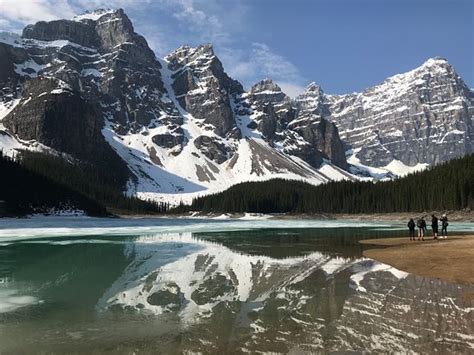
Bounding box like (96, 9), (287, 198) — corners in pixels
(0, 150), (168, 216)
(186, 154), (474, 214)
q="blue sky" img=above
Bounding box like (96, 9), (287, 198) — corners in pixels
(0, 0), (472, 96)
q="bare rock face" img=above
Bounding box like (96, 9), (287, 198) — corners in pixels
(288, 119), (347, 169)
(247, 79), (295, 141)
(166, 45), (243, 139)
(193, 135), (230, 164)
(325, 58), (473, 167)
(244, 79), (348, 169)
(22, 20), (99, 48)
(3, 76), (129, 184)
(152, 132), (185, 150)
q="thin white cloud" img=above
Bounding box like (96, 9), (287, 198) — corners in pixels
(166, 0), (231, 45)
(277, 82), (306, 98)
(251, 43), (302, 83)
(221, 43), (305, 97)
(0, 0), (76, 23)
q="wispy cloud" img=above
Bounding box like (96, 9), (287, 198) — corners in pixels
(0, 0), (143, 29)
(0, 0), (75, 23)
(220, 43), (306, 97)
(0, 0), (77, 31)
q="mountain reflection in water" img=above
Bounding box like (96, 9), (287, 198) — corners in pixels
(0, 226), (472, 354)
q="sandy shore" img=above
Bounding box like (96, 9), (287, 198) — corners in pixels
(361, 236), (474, 287)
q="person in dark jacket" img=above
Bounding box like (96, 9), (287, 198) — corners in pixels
(408, 218), (416, 240)
(431, 215), (439, 240)
(417, 217), (426, 241)
(440, 214), (449, 238)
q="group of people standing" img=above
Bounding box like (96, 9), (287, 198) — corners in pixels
(407, 214), (448, 241)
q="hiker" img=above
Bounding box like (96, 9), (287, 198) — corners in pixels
(431, 215), (439, 239)
(440, 214), (449, 238)
(407, 218), (416, 240)
(417, 217), (426, 241)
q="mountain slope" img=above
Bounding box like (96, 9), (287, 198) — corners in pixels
(0, 9), (472, 205)
(185, 154), (474, 214)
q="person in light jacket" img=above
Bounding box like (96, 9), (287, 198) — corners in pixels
(440, 214), (449, 238)
(417, 217), (426, 241)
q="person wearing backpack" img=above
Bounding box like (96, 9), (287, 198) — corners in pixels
(431, 215), (439, 240)
(417, 217), (425, 241)
(441, 214), (449, 238)
(408, 218), (416, 240)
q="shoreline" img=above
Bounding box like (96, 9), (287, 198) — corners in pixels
(3, 210), (473, 223)
(360, 235), (474, 289)
(114, 210), (474, 222)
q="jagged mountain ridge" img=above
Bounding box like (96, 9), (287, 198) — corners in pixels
(0, 8), (472, 204)
(95, 233), (473, 353)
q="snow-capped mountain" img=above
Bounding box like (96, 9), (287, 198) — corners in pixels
(0, 9), (472, 203)
(325, 58), (474, 175)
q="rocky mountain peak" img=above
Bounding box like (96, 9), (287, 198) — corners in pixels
(21, 7), (148, 53)
(250, 79), (282, 94)
(382, 57), (459, 88)
(71, 8), (118, 22)
(91, 8), (149, 52)
(166, 44), (215, 69)
(295, 82), (327, 117)
(420, 56), (450, 70)
(325, 56), (472, 170)
(305, 82), (323, 95)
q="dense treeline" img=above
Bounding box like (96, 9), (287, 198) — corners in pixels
(187, 155), (474, 214)
(0, 151), (106, 216)
(1, 150), (168, 216)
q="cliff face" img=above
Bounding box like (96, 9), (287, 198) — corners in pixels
(0, 9), (472, 203)
(326, 58), (473, 168)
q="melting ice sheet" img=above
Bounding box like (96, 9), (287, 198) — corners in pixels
(0, 288), (39, 314)
(0, 216), (400, 241)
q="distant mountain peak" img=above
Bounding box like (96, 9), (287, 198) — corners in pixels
(422, 56), (449, 66)
(250, 79), (282, 93)
(168, 44), (214, 58)
(303, 82), (323, 96)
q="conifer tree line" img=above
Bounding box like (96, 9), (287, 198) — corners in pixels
(187, 155), (474, 214)
(0, 150), (169, 216)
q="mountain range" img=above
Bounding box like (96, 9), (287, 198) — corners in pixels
(0, 8), (472, 204)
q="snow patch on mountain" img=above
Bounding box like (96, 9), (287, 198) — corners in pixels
(347, 148), (429, 179)
(72, 9), (117, 22)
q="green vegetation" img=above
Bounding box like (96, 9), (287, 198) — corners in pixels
(186, 155), (474, 214)
(0, 150), (168, 216)
(2, 148), (472, 217)
(0, 151), (106, 216)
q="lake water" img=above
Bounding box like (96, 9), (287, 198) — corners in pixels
(0, 217), (473, 353)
